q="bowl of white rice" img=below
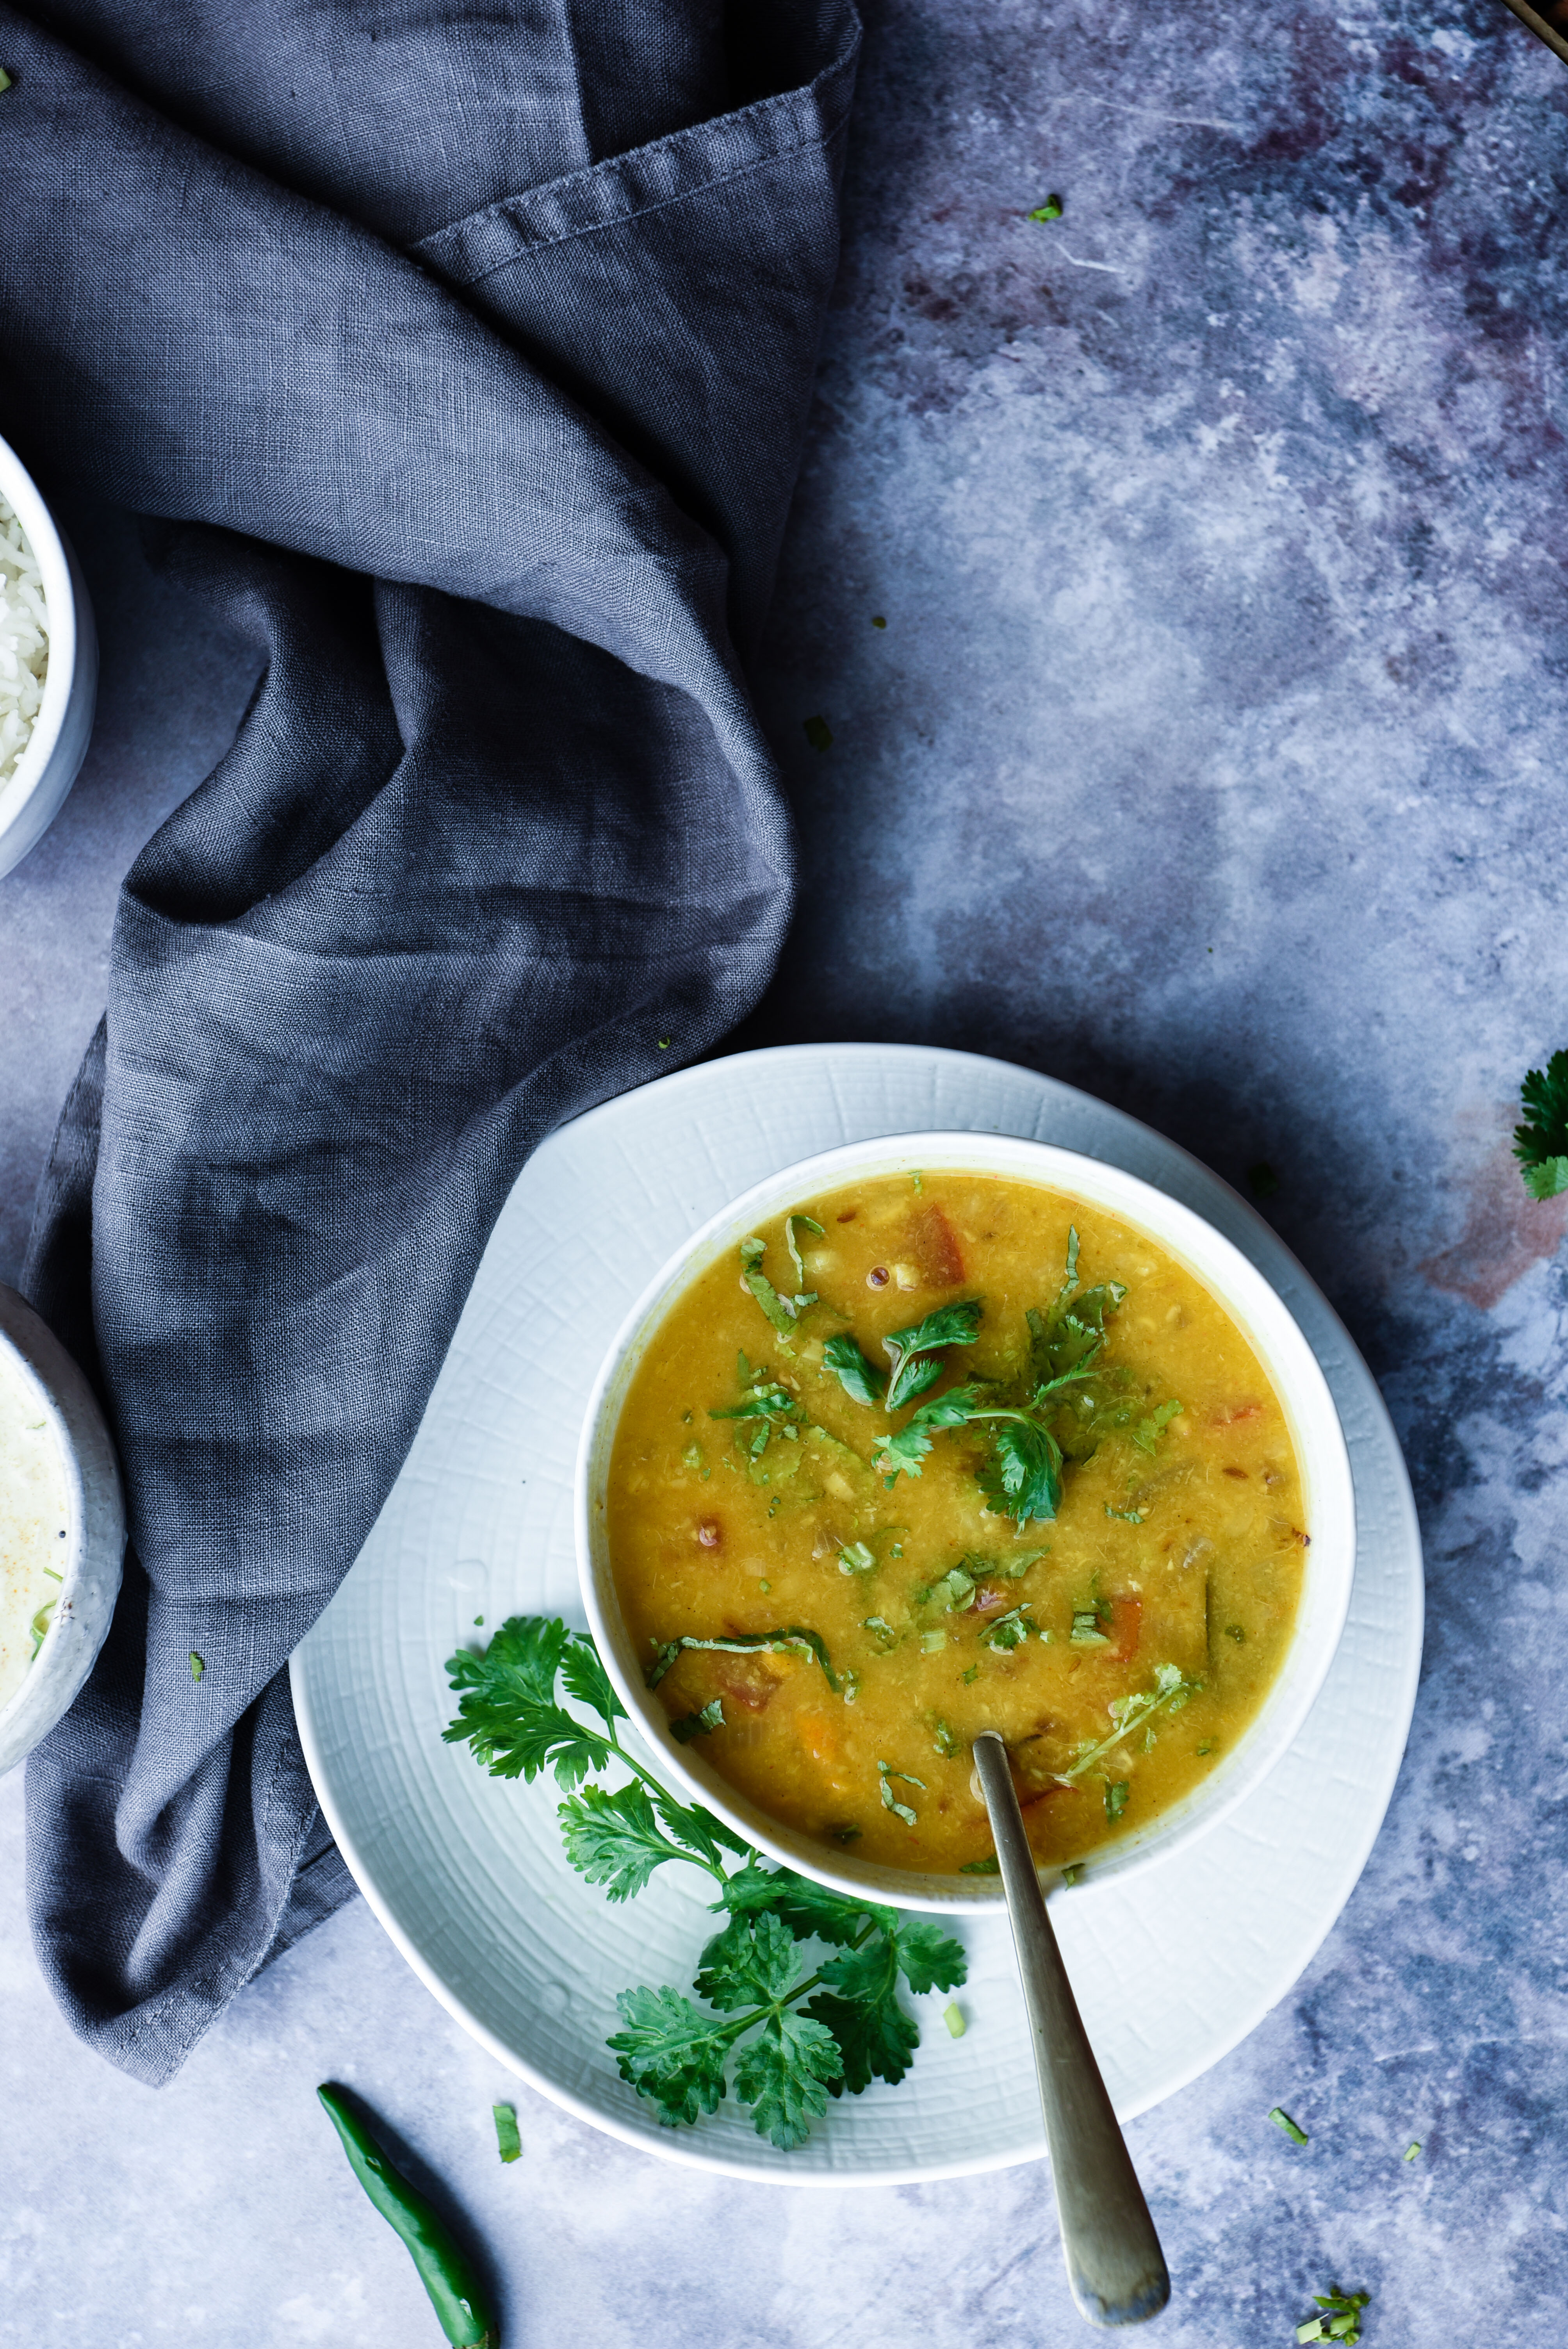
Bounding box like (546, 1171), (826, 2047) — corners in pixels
(0, 430), (97, 881)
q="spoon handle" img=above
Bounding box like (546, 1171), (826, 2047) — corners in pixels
(971, 1731), (1171, 2329)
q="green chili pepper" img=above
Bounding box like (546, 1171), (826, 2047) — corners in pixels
(317, 2084), (497, 2347)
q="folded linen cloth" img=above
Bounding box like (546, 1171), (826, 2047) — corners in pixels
(4, 0), (859, 2083)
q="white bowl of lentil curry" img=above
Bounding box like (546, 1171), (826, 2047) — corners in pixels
(577, 1132), (1355, 1911)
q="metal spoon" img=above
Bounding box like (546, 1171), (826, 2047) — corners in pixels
(971, 1731), (1171, 2328)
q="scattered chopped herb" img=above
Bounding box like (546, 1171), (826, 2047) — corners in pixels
(842, 1669), (861, 1704)
(784, 1214), (823, 1308)
(1105, 1503), (1146, 1524)
(1028, 193), (1064, 221)
(838, 1540), (877, 1576)
(919, 1629), (947, 1654)
(189, 1651), (205, 1681)
(1196, 1740), (1215, 1756)
(473, 1614), (485, 1627)
(1270, 2105), (1310, 2145)
(1071, 1608), (1110, 1647)
(912, 1171), (923, 1193)
(930, 1718), (959, 1758)
(670, 1698), (726, 1743)
(492, 2104), (522, 2164)
(877, 1759), (926, 1826)
(738, 1237), (802, 1342)
(862, 1615), (898, 1649)
(1514, 1050), (1568, 1198)
(445, 1617), (965, 2148)
(959, 1855), (1000, 1875)
(803, 714), (833, 752)
(657, 1037), (671, 1050)
(648, 1627), (838, 1694)
(1060, 1864), (1082, 1886)
(883, 1298), (984, 1411)
(821, 1333), (886, 1406)
(1226, 1623), (1246, 1643)
(943, 2001), (966, 2038)
(871, 614), (887, 628)
(0, 68), (11, 93)
(682, 1440), (705, 1470)
(29, 1602), (55, 1660)
(1247, 1161), (1280, 1198)
(1295, 2287), (1369, 2344)
(1131, 1398), (1183, 1454)
(927, 1565), (976, 1613)
(982, 1604), (1035, 1653)
(1103, 1780), (1130, 1822)
(1057, 1664), (1199, 1784)
(1403, 2140), (1422, 2161)
(962, 1663), (979, 1685)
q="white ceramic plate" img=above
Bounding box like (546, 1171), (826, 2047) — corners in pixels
(292, 1044), (1424, 2185)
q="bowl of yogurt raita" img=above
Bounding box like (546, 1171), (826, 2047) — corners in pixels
(0, 1285), (125, 1776)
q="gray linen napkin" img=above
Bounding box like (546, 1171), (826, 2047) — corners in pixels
(2, 0), (858, 2082)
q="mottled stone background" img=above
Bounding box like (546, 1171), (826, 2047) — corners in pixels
(4, 1), (1567, 2341)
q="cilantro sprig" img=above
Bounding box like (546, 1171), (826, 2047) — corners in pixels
(1296, 2286), (1370, 2344)
(444, 1616), (966, 2150)
(1514, 1050), (1568, 1199)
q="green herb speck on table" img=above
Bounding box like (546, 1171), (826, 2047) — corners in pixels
(1269, 2104), (1310, 2145)
(1513, 1048), (1568, 1198)
(492, 2104), (521, 2164)
(1295, 2285), (1369, 2344)
(443, 1616), (966, 2151)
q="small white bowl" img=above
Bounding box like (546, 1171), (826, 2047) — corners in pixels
(578, 1132), (1356, 1912)
(0, 1285), (125, 1776)
(0, 431), (98, 882)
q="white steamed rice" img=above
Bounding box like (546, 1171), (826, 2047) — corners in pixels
(0, 492), (48, 784)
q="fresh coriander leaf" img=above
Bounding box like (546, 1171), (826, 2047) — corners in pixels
(492, 2104), (522, 2164)
(877, 1759), (925, 1824)
(1061, 1863), (1082, 1886)
(962, 1663), (979, 1684)
(444, 1616), (617, 1787)
(982, 1603), (1034, 1653)
(960, 1855), (1000, 1875)
(1103, 1779), (1129, 1822)
(695, 1909), (802, 2010)
(1057, 1663), (1199, 1783)
(1070, 1608), (1110, 1647)
(1131, 1398), (1182, 1455)
(884, 1299), (983, 1410)
(944, 2002), (966, 2037)
(649, 1786), (755, 1870)
(188, 1650), (203, 1681)
(931, 1717), (959, 1758)
(559, 1633), (628, 1728)
(645, 1626), (838, 1693)
(670, 1697), (725, 1743)
(927, 1565), (975, 1613)
(875, 1381), (990, 1481)
(838, 1540), (877, 1575)
(1515, 1049), (1568, 1198)
(821, 1333), (886, 1406)
(982, 1414), (1065, 1524)
(1027, 193), (1064, 221)
(734, 2010), (842, 2148)
(558, 1783), (703, 1901)
(608, 1986), (731, 2127)
(1270, 2105), (1310, 2145)
(892, 1918), (967, 1994)
(803, 714), (833, 754)
(739, 1236), (799, 1340)
(1105, 1502), (1146, 1524)
(714, 1862), (895, 1946)
(807, 1941), (920, 2093)
(785, 1214), (824, 1298)
(862, 1615), (898, 1649)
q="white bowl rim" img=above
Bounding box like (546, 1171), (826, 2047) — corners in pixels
(0, 428), (78, 845)
(576, 1130), (1357, 1913)
(0, 1287), (125, 1775)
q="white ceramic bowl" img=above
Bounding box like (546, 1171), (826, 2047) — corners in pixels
(0, 1285), (125, 1775)
(0, 431), (98, 881)
(578, 1131), (1356, 1912)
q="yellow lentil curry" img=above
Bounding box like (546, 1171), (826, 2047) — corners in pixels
(606, 1172), (1307, 1876)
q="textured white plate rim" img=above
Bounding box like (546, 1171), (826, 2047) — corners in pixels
(292, 1042), (1425, 2187)
(0, 429), (77, 833)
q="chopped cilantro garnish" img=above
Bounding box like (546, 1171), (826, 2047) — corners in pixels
(1131, 1398), (1182, 1454)
(803, 714), (833, 752)
(189, 1651), (205, 1681)
(1402, 2139), (1421, 2161)
(943, 2001), (966, 2037)
(1060, 1863), (1082, 1886)
(648, 1627), (838, 1694)
(0, 67), (11, 93)
(738, 1237), (802, 1342)
(877, 1759), (926, 1825)
(930, 1718), (959, 1758)
(1514, 1050), (1568, 1198)
(670, 1698), (726, 1743)
(1226, 1623), (1245, 1643)
(821, 1334), (885, 1406)
(838, 1540), (877, 1575)
(982, 1604), (1035, 1653)
(446, 1617), (965, 2148)
(1103, 1780), (1129, 1822)
(1057, 1665), (1199, 1783)
(1105, 1502), (1146, 1524)
(872, 614), (887, 628)
(1270, 2105), (1310, 2145)
(1027, 193), (1064, 221)
(492, 2103), (522, 2163)
(959, 1855), (1000, 1875)
(961, 1663), (979, 1685)
(1296, 2287), (1369, 2345)
(1070, 1608), (1109, 1647)
(883, 1299), (984, 1411)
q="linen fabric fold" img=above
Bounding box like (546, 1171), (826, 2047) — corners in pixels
(3, 0), (859, 2082)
